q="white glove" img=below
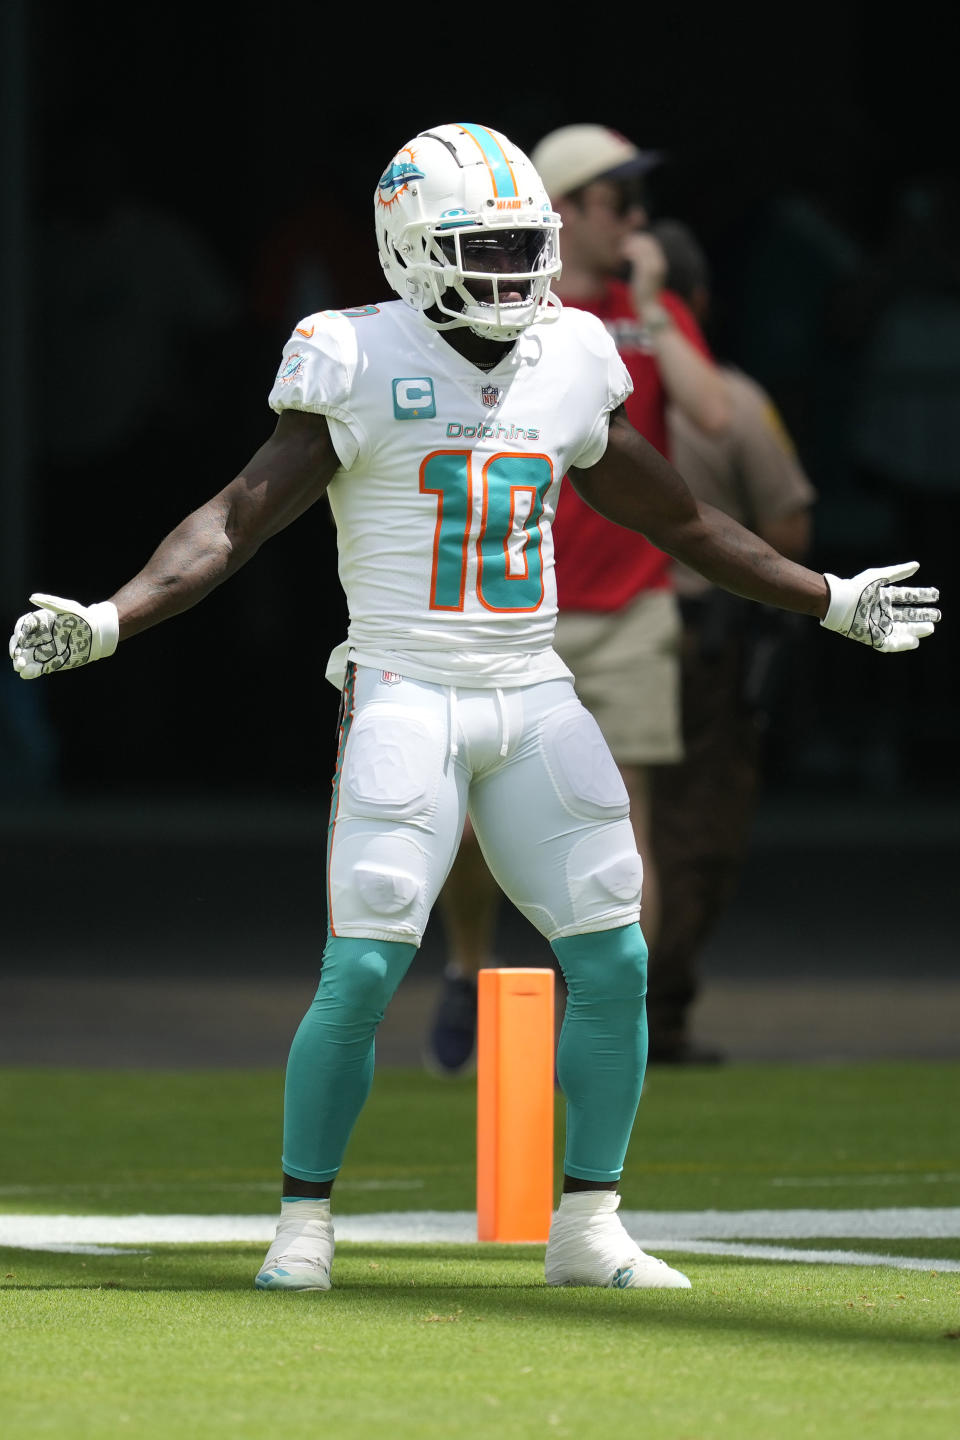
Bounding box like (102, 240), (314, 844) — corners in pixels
(9, 593), (119, 679)
(821, 562), (940, 653)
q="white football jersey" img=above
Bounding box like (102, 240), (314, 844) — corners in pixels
(268, 300), (632, 688)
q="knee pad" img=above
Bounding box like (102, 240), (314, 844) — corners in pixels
(340, 706), (441, 822)
(539, 703), (630, 821)
(565, 823), (644, 917)
(329, 831), (427, 937)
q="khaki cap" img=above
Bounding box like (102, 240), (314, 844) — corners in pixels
(530, 123), (661, 202)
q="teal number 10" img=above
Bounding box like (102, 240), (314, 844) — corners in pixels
(419, 450), (553, 613)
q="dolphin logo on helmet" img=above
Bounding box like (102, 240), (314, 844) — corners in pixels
(377, 153), (426, 208)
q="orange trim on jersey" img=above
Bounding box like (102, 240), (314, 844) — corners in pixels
(503, 486), (536, 582)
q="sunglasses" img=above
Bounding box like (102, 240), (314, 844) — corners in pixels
(583, 177), (647, 218)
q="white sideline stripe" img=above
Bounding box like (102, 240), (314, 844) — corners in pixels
(634, 1240), (960, 1272)
(19, 1239), (960, 1271)
(633, 1238), (955, 1272)
(3, 1207), (960, 1271)
(625, 1207), (960, 1238)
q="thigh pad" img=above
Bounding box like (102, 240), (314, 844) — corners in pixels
(339, 704), (443, 822)
(540, 702), (631, 821)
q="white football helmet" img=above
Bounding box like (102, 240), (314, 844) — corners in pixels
(375, 122), (562, 341)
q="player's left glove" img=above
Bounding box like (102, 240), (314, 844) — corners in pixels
(821, 562), (940, 653)
(9, 593), (119, 678)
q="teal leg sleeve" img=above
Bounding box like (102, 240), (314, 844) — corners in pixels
(551, 923), (648, 1183)
(281, 936), (416, 1182)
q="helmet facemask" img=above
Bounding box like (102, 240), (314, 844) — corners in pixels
(427, 225), (560, 339)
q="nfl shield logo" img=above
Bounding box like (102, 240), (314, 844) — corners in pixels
(481, 385), (500, 407)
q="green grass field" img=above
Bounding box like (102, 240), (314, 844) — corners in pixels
(2, 1063), (959, 1439)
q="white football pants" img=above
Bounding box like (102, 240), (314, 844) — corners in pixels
(326, 664), (643, 944)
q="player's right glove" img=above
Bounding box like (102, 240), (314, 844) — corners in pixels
(9, 593), (119, 679)
(820, 562), (940, 653)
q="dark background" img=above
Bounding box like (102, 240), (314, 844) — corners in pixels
(1, 3), (957, 1035)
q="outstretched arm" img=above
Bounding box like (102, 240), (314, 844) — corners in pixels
(570, 408), (827, 615)
(10, 409), (340, 676)
(113, 409), (339, 639)
(569, 408), (939, 650)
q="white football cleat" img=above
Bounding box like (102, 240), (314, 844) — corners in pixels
(544, 1191), (691, 1289)
(255, 1200), (334, 1291)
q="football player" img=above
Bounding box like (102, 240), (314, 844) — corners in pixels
(10, 123), (940, 1293)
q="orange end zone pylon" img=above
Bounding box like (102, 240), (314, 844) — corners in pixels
(477, 967), (555, 1242)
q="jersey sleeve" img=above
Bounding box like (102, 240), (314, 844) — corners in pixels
(566, 309), (634, 469)
(267, 314), (365, 469)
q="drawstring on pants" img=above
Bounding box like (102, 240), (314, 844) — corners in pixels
(446, 685), (510, 765)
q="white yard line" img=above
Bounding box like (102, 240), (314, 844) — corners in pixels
(2, 1208), (960, 1272)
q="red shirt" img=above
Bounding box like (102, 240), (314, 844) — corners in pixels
(552, 283), (712, 612)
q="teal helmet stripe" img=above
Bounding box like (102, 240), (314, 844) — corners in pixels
(456, 123), (518, 197)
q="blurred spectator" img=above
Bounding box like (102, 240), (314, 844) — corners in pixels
(647, 219), (817, 1063)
